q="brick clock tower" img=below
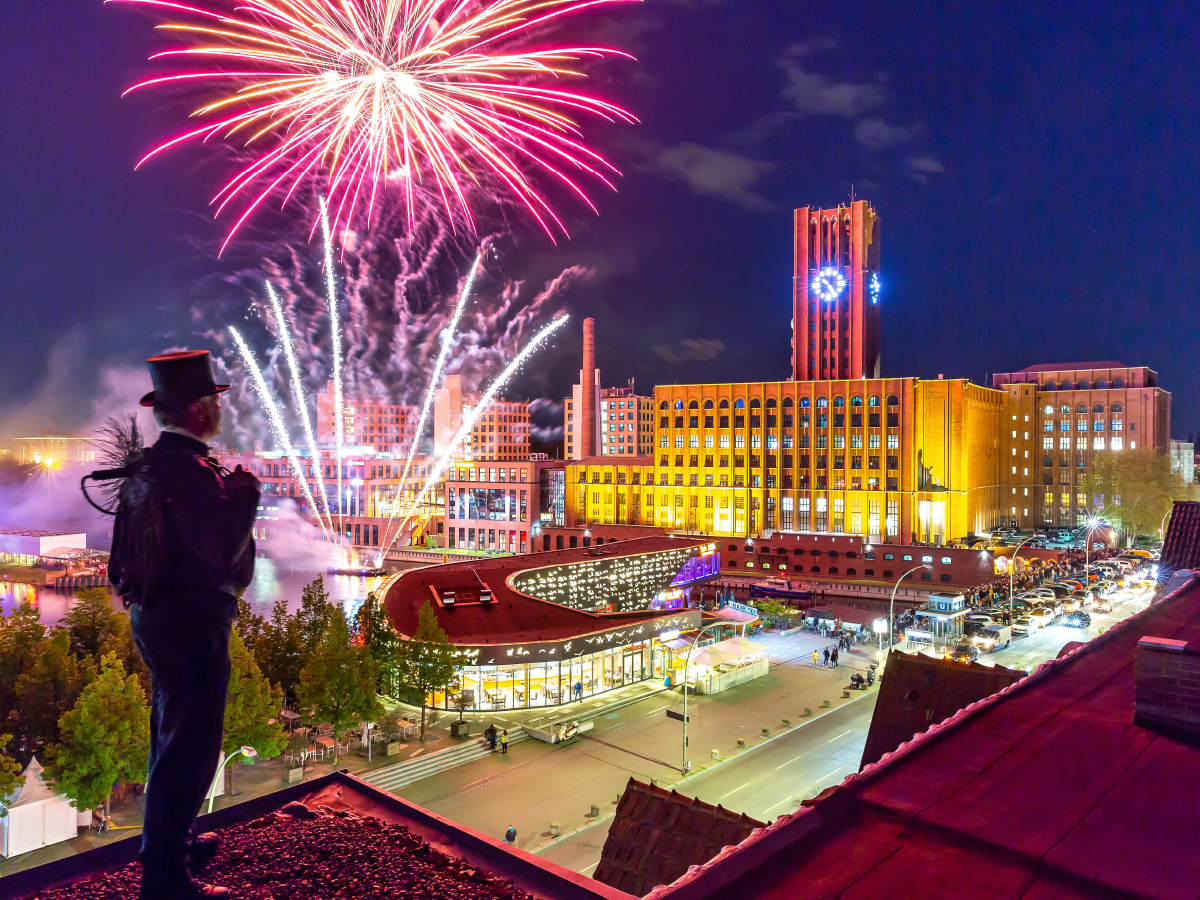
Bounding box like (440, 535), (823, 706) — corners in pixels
(791, 200), (882, 381)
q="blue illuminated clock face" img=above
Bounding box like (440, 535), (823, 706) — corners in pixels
(870, 272), (881, 304)
(811, 266), (847, 302)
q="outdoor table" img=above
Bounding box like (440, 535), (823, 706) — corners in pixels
(314, 736), (335, 759)
(396, 719), (418, 738)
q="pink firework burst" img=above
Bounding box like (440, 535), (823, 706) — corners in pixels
(110, 0), (639, 249)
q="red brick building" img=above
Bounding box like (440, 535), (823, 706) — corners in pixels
(993, 362), (1171, 527)
(791, 200), (882, 382)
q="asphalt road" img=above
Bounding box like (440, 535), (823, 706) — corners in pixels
(536, 582), (1157, 878)
(538, 690), (878, 876)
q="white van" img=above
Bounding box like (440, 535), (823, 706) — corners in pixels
(973, 625), (1012, 652)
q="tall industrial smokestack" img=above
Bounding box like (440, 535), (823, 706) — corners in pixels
(581, 318), (596, 458)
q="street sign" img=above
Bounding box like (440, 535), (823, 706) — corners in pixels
(666, 709), (690, 723)
(727, 600), (759, 616)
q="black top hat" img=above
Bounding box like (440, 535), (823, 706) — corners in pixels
(139, 350), (231, 408)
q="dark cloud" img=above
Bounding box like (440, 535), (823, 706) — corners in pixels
(778, 42), (886, 117)
(904, 155), (947, 184)
(652, 143), (775, 210)
(652, 338), (726, 364)
(853, 117), (921, 151)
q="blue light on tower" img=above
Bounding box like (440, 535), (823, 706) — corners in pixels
(811, 266), (847, 302)
(870, 272), (881, 304)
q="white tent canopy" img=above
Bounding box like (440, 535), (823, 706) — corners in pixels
(1, 757), (79, 858)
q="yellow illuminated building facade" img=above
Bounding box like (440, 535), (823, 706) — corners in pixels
(563, 378), (1016, 545)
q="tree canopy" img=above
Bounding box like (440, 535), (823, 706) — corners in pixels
(352, 591), (399, 696)
(295, 576), (335, 657)
(49, 652), (150, 816)
(63, 588), (120, 662)
(296, 608), (382, 763)
(254, 598), (303, 701)
(394, 601), (460, 741)
(0, 734), (23, 817)
(222, 630), (287, 794)
(1082, 448), (1198, 542)
(11, 629), (92, 762)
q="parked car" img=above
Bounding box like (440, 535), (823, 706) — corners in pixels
(1038, 599), (1064, 618)
(1073, 589), (1094, 607)
(1011, 615), (1034, 635)
(1028, 608), (1055, 629)
(1061, 595), (1081, 613)
(1062, 611), (1092, 628)
(948, 641), (980, 664)
(972, 625), (1012, 652)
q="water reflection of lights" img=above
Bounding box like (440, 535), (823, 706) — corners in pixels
(1, 580), (74, 624)
(241, 558), (384, 619)
(2, 559), (384, 626)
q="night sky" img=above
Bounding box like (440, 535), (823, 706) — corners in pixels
(3, 1), (1199, 442)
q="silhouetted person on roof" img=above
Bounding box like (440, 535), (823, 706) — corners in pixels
(108, 351), (260, 900)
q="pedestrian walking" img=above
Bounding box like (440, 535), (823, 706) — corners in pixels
(832, 647), (839, 667)
(485, 724), (496, 751)
(501, 729), (509, 754)
(574, 681), (583, 701)
(98, 350), (261, 900)
(504, 827), (517, 845)
(823, 646), (830, 667)
(811, 650), (818, 667)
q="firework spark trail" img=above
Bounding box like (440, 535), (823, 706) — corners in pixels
(229, 326), (325, 529)
(319, 198), (347, 544)
(379, 244), (486, 552)
(384, 313), (569, 554)
(111, 0), (639, 248)
(265, 280), (334, 538)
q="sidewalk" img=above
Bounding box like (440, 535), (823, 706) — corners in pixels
(397, 630), (877, 853)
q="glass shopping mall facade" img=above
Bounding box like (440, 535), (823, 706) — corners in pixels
(428, 609), (701, 712)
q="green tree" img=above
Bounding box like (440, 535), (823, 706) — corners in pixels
(236, 595), (268, 657)
(352, 591), (398, 696)
(296, 610), (382, 763)
(63, 588), (120, 662)
(296, 576), (335, 656)
(0, 734), (23, 817)
(97, 612), (152, 699)
(11, 629), (92, 762)
(1083, 448), (1197, 543)
(394, 601), (460, 742)
(257, 598), (302, 701)
(49, 652), (150, 818)
(221, 631), (287, 795)
(756, 598), (791, 618)
(0, 601), (48, 749)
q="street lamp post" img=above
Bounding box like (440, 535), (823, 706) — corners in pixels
(1085, 517), (1101, 587)
(207, 745), (258, 814)
(887, 564), (931, 664)
(680, 622), (727, 776)
(1161, 507), (1173, 544)
(1008, 535), (1036, 619)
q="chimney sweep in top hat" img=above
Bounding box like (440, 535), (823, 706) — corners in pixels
(84, 349), (260, 900)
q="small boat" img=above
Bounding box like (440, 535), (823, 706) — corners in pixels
(750, 577), (810, 600)
(326, 566), (387, 577)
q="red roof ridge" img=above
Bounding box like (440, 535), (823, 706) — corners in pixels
(647, 573), (1200, 900)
